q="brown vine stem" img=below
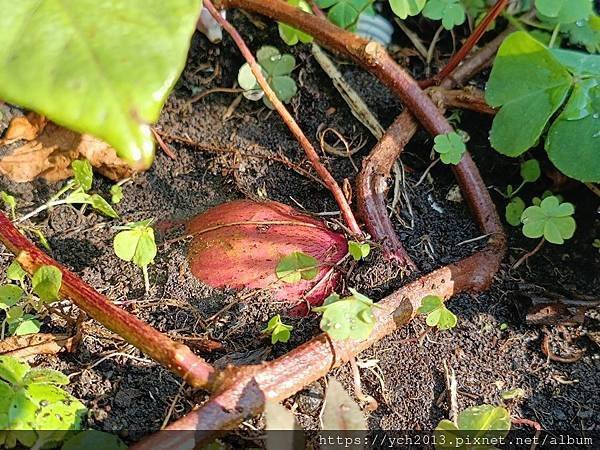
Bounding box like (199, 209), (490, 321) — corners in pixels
(204, 0), (361, 236)
(420, 0), (510, 88)
(357, 30), (507, 264)
(0, 212), (217, 389)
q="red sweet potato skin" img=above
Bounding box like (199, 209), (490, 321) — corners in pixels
(186, 200), (348, 309)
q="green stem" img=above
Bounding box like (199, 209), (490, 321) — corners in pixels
(510, 180), (527, 197)
(15, 200), (70, 224)
(142, 266), (150, 294)
(549, 23), (561, 48)
(503, 13), (528, 32)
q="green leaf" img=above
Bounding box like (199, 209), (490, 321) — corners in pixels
(1, 191), (17, 217)
(563, 15), (600, 53)
(24, 383), (86, 431)
(313, 289), (375, 341)
(535, 0), (592, 24)
(457, 404), (511, 434)
(389, 0), (426, 19)
(113, 222), (157, 269)
(486, 32), (572, 157)
(501, 388), (526, 400)
(32, 265), (62, 303)
(276, 251), (319, 283)
(423, 0), (466, 30)
(520, 159), (541, 183)
(6, 260), (27, 285)
(505, 196), (526, 226)
(433, 132), (466, 164)
(88, 194), (119, 218)
(23, 368), (70, 386)
(417, 295), (443, 314)
(278, 0), (314, 46)
(10, 318), (41, 336)
(348, 241), (370, 261)
(31, 227), (51, 251)
(0, 285), (24, 309)
(262, 315), (293, 344)
(110, 185), (124, 204)
(62, 430), (127, 450)
(316, 0), (373, 29)
(71, 159), (93, 192)
(0, 0), (202, 170)
(418, 295), (457, 331)
(0, 356), (30, 385)
(551, 48), (600, 75)
(437, 308), (458, 330)
(521, 195), (576, 244)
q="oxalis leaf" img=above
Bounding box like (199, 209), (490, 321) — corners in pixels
(535, 0), (592, 25)
(316, 0), (373, 30)
(433, 132), (466, 164)
(521, 195), (576, 244)
(113, 220), (157, 269)
(276, 251), (319, 283)
(279, 0), (314, 46)
(389, 0), (426, 20)
(0, 0), (202, 170)
(313, 289), (375, 341)
(417, 295), (457, 330)
(486, 32), (572, 157)
(423, 0), (466, 30)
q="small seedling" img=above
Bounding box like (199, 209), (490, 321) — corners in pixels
(417, 295), (457, 330)
(238, 46), (298, 109)
(315, 0), (374, 30)
(423, 0), (466, 30)
(433, 131), (466, 165)
(279, 0), (314, 45)
(16, 159), (118, 224)
(276, 251), (318, 283)
(313, 289), (376, 341)
(501, 387), (526, 401)
(0, 262), (62, 339)
(113, 219), (157, 293)
(110, 185), (124, 204)
(262, 314), (293, 344)
(521, 195), (576, 244)
(390, 0), (426, 19)
(348, 240), (371, 261)
(434, 404), (511, 449)
(0, 356), (86, 449)
(503, 159), (541, 226)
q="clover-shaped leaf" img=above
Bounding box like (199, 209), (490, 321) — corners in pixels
(279, 0), (314, 46)
(433, 132), (466, 165)
(521, 195), (576, 244)
(520, 159), (541, 183)
(423, 0), (466, 30)
(110, 185), (124, 204)
(276, 251), (319, 283)
(435, 404), (511, 448)
(237, 46), (298, 109)
(262, 314), (293, 344)
(418, 295), (457, 330)
(535, 0), (592, 24)
(505, 196), (525, 227)
(315, 0), (373, 29)
(563, 15), (600, 54)
(113, 220), (157, 269)
(389, 0), (426, 19)
(348, 241), (371, 261)
(313, 289), (375, 341)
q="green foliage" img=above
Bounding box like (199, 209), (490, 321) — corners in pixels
(0, 356), (86, 449)
(389, 0), (427, 19)
(418, 295), (457, 330)
(348, 241), (371, 261)
(563, 15), (600, 53)
(279, 0), (314, 46)
(71, 159), (93, 192)
(110, 184), (124, 204)
(521, 195), (576, 244)
(0, 0), (201, 170)
(501, 387), (526, 400)
(505, 196), (525, 226)
(61, 430), (127, 450)
(520, 159), (541, 183)
(423, 0), (466, 30)
(503, 159), (541, 227)
(535, 0), (592, 25)
(486, 31), (600, 182)
(1, 191), (17, 219)
(433, 132), (466, 165)
(262, 314), (293, 344)
(434, 404), (511, 449)
(313, 289), (375, 341)
(238, 46), (298, 109)
(113, 219), (157, 269)
(315, 0), (374, 29)
(1, 264), (63, 337)
(276, 251), (319, 283)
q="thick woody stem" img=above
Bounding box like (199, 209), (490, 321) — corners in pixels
(0, 213), (217, 389)
(133, 243), (504, 449)
(205, 0), (362, 236)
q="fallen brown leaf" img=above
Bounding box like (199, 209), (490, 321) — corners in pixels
(0, 332), (79, 359)
(0, 113), (134, 183)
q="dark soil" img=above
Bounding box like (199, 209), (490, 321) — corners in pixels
(0, 10), (598, 447)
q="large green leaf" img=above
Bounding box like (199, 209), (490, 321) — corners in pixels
(486, 32), (572, 156)
(0, 1), (201, 169)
